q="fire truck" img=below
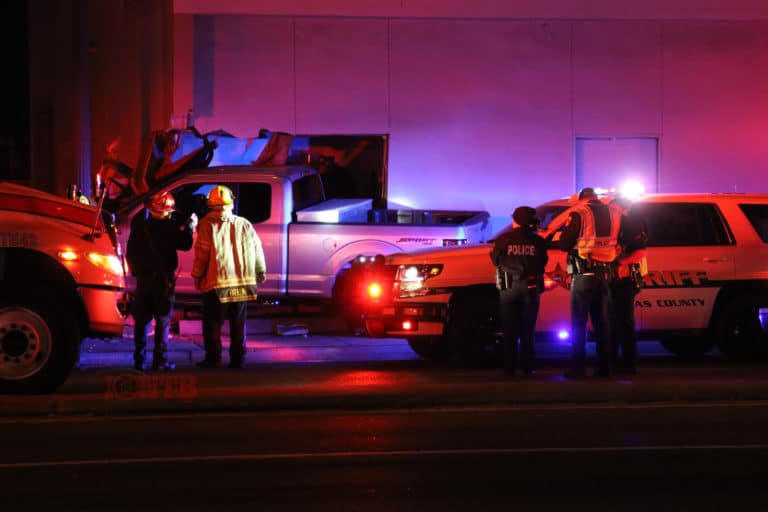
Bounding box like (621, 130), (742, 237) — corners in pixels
(0, 182), (127, 392)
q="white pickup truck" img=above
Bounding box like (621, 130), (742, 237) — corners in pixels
(115, 165), (492, 327)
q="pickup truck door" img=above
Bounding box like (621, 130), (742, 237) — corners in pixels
(166, 180), (284, 301)
(233, 181), (285, 298)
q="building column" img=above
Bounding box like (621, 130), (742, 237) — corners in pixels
(28, 0), (173, 198)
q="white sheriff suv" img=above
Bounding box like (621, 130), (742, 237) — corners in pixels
(376, 192), (768, 362)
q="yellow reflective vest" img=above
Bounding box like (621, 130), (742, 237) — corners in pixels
(573, 202), (622, 262)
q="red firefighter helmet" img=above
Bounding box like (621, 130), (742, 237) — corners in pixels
(148, 191), (175, 215)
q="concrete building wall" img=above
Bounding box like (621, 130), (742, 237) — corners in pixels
(27, 0), (767, 217)
(171, 5), (768, 219)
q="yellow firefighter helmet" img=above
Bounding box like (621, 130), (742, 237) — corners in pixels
(207, 185), (234, 207)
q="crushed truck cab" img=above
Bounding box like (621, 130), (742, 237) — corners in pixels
(0, 182), (127, 392)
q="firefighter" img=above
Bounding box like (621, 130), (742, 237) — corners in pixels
(192, 185), (267, 369)
(553, 187), (621, 378)
(609, 196), (648, 376)
(126, 191), (195, 371)
(490, 206), (548, 377)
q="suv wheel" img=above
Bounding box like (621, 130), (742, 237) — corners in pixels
(407, 336), (450, 362)
(445, 291), (500, 366)
(716, 295), (767, 359)
(659, 336), (714, 359)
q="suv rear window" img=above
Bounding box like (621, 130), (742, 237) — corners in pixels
(634, 202), (732, 247)
(536, 204), (570, 229)
(739, 204), (768, 243)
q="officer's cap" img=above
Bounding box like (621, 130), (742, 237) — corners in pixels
(579, 187), (597, 200)
(512, 206), (539, 227)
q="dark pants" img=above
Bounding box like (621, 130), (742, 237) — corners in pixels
(133, 273), (174, 367)
(569, 273), (612, 374)
(499, 281), (540, 374)
(202, 291), (248, 363)
(609, 277), (640, 372)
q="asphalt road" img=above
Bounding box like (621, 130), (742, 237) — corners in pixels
(4, 338), (768, 417)
(4, 335), (768, 509)
(2, 402), (768, 510)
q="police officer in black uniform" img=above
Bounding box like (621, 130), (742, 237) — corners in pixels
(609, 197), (648, 376)
(553, 187), (620, 379)
(490, 206), (548, 377)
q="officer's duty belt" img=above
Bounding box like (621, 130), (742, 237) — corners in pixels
(497, 270), (540, 290)
(573, 259), (617, 281)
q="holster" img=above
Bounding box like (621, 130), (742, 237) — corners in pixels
(627, 263), (644, 289)
(496, 268), (542, 291)
(495, 267), (511, 290)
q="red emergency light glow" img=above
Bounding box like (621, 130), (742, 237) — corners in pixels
(367, 282), (383, 299)
(543, 275), (558, 291)
(402, 320), (413, 330)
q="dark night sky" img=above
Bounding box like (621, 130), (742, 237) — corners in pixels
(0, 1), (30, 180)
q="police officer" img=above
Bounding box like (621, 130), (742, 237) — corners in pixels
(490, 206), (548, 377)
(553, 187), (621, 378)
(126, 191), (196, 371)
(609, 197), (648, 376)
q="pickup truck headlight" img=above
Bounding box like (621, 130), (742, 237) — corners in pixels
(396, 264), (443, 297)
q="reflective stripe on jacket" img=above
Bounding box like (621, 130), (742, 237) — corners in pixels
(573, 202), (621, 262)
(191, 209), (266, 298)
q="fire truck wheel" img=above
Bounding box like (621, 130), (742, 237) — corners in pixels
(445, 290), (500, 366)
(716, 295), (767, 360)
(0, 294), (80, 393)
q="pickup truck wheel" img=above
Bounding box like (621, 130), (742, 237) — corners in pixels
(332, 271), (365, 334)
(0, 293), (80, 393)
(715, 295), (767, 360)
(407, 336), (450, 362)
(659, 336), (713, 359)
(445, 291), (500, 366)
(364, 318), (386, 337)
